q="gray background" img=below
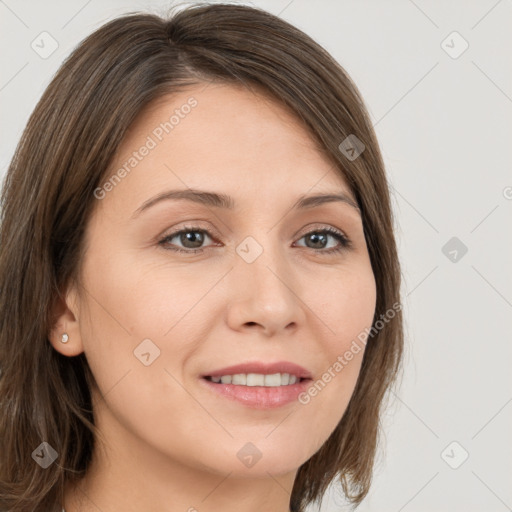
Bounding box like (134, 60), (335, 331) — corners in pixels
(1, 1), (511, 511)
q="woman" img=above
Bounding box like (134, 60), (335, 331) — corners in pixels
(0, 3), (403, 511)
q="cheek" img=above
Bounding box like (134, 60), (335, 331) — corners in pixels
(298, 264), (376, 430)
(78, 258), (205, 456)
(81, 249), (204, 338)
(318, 263), (377, 350)
(78, 254), (214, 403)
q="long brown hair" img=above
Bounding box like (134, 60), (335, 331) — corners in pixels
(0, 3), (404, 511)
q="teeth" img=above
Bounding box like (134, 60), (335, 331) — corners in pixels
(263, 373), (279, 386)
(232, 374), (246, 385)
(248, 373), (265, 386)
(208, 373), (301, 387)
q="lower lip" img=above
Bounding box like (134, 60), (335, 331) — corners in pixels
(199, 377), (312, 409)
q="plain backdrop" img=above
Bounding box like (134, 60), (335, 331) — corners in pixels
(1, 1), (511, 511)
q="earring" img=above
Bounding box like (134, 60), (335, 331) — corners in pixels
(61, 333), (69, 343)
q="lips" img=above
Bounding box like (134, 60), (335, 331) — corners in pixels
(201, 360), (313, 380)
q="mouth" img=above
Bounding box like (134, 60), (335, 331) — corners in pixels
(202, 374), (311, 386)
(200, 360), (313, 382)
(198, 361), (313, 408)
(199, 373), (313, 409)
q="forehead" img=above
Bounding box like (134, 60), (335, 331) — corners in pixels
(103, 82), (355, 213)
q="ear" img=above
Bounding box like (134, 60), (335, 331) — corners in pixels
(48, 282), (85, 356)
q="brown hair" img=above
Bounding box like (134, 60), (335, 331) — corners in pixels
(0, 3), (403, 511)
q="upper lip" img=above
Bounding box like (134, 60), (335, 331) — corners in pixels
(202, 361), (313, 379)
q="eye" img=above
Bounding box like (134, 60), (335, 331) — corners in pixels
(158, 225), (352, 254)
(158, 225), (216, 254)
(294, 227), (351, 254)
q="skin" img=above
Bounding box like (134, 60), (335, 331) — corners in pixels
(50, 82), (377, 512)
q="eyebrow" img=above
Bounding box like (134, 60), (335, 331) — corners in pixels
(131, 188), (361, 219)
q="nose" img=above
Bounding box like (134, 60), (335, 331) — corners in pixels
(225, 242), (305, 337)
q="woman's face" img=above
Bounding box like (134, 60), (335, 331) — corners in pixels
(55, 82), (376, 481)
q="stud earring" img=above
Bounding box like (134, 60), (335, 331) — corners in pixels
(61, 333), (69, 343)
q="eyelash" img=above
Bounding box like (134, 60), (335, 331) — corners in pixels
(158, 225), (352, 255)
